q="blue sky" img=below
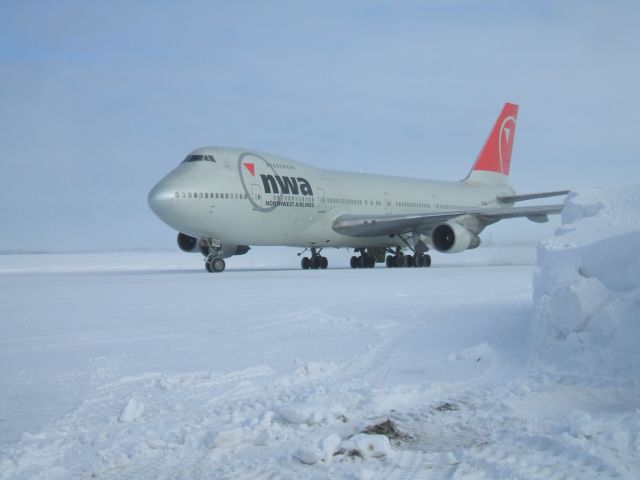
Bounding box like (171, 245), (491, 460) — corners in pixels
(1, 1), (638, 251)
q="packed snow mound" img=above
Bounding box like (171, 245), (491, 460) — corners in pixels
(532, 186), (640, 380)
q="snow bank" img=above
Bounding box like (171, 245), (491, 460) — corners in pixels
(531, 186), (640, 381)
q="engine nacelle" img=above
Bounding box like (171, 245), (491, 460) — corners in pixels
(177, 232), (199, 252)
(431, 222), (480, 253)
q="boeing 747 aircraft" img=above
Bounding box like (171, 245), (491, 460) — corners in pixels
(148, 103), (567, 272)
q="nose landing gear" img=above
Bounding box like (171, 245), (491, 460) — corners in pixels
(203, 242), (226, 273)
(205, 254), (225, 273)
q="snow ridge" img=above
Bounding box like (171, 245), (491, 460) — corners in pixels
(532, 185), (640, 381)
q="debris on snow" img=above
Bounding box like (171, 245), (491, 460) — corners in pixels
(362, 419), (411, 442)
(341, 434), (393, 458)
(436, 402), (460, 412)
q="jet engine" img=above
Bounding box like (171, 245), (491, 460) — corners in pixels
(177, 232), (200, 252)
(431, 222), (480, 253)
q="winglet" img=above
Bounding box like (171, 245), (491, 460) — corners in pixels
(465, 103), (518, 185)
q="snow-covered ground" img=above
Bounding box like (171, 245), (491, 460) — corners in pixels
(1, 190), (639, 479)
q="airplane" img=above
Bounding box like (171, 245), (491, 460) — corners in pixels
(148, 102), (567, 273)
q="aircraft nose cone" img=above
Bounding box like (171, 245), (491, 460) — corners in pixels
(148, 181), (174, 220)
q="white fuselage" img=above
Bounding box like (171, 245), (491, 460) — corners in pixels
(148, 147), (514, 252)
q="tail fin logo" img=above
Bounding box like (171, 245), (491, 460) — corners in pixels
(498, 115), (517, 175)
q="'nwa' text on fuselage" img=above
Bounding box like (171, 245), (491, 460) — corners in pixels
(260, 174), (314, 196)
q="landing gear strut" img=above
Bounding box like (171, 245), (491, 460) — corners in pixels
(300, 248), (328, 270)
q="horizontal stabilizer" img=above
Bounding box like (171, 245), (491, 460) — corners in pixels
(498, 190), (569, 203)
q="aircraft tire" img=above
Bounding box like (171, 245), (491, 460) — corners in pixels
(415, 254), (424, 267)
(301, 257), (310, 270)
(211, 257), (225, 273)
(385, 255), (394, 268)
(366, 255), (375, 268)
(350, 256), (359, 269)
(320, 256), (328, 269)
(311, 256), (321, 269)
(403, 255), (413, 268)
(425, 254), (432, 268)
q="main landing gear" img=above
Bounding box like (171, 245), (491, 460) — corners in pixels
(350, 249), (376, 269)
(385, 247), (431, 268)
(300, 248), (328, 270)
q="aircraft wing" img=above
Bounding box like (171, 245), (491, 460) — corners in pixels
(332, 204), (564, 237)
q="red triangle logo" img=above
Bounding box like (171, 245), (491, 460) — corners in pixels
(243, 162), (255, 176)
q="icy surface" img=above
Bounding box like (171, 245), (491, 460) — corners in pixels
(1, 234), (639, 478)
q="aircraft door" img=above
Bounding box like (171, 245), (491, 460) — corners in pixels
(316, 188), (326, 213)
(384, 192), (392, 214)
(252, 184), (263, 209)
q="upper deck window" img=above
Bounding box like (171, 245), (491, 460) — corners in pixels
(182, 154), (216, 163)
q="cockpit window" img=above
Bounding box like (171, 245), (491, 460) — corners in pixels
(182, 154), (216, 163)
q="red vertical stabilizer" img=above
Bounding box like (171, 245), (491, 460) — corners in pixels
(466, 103), (518, 184)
